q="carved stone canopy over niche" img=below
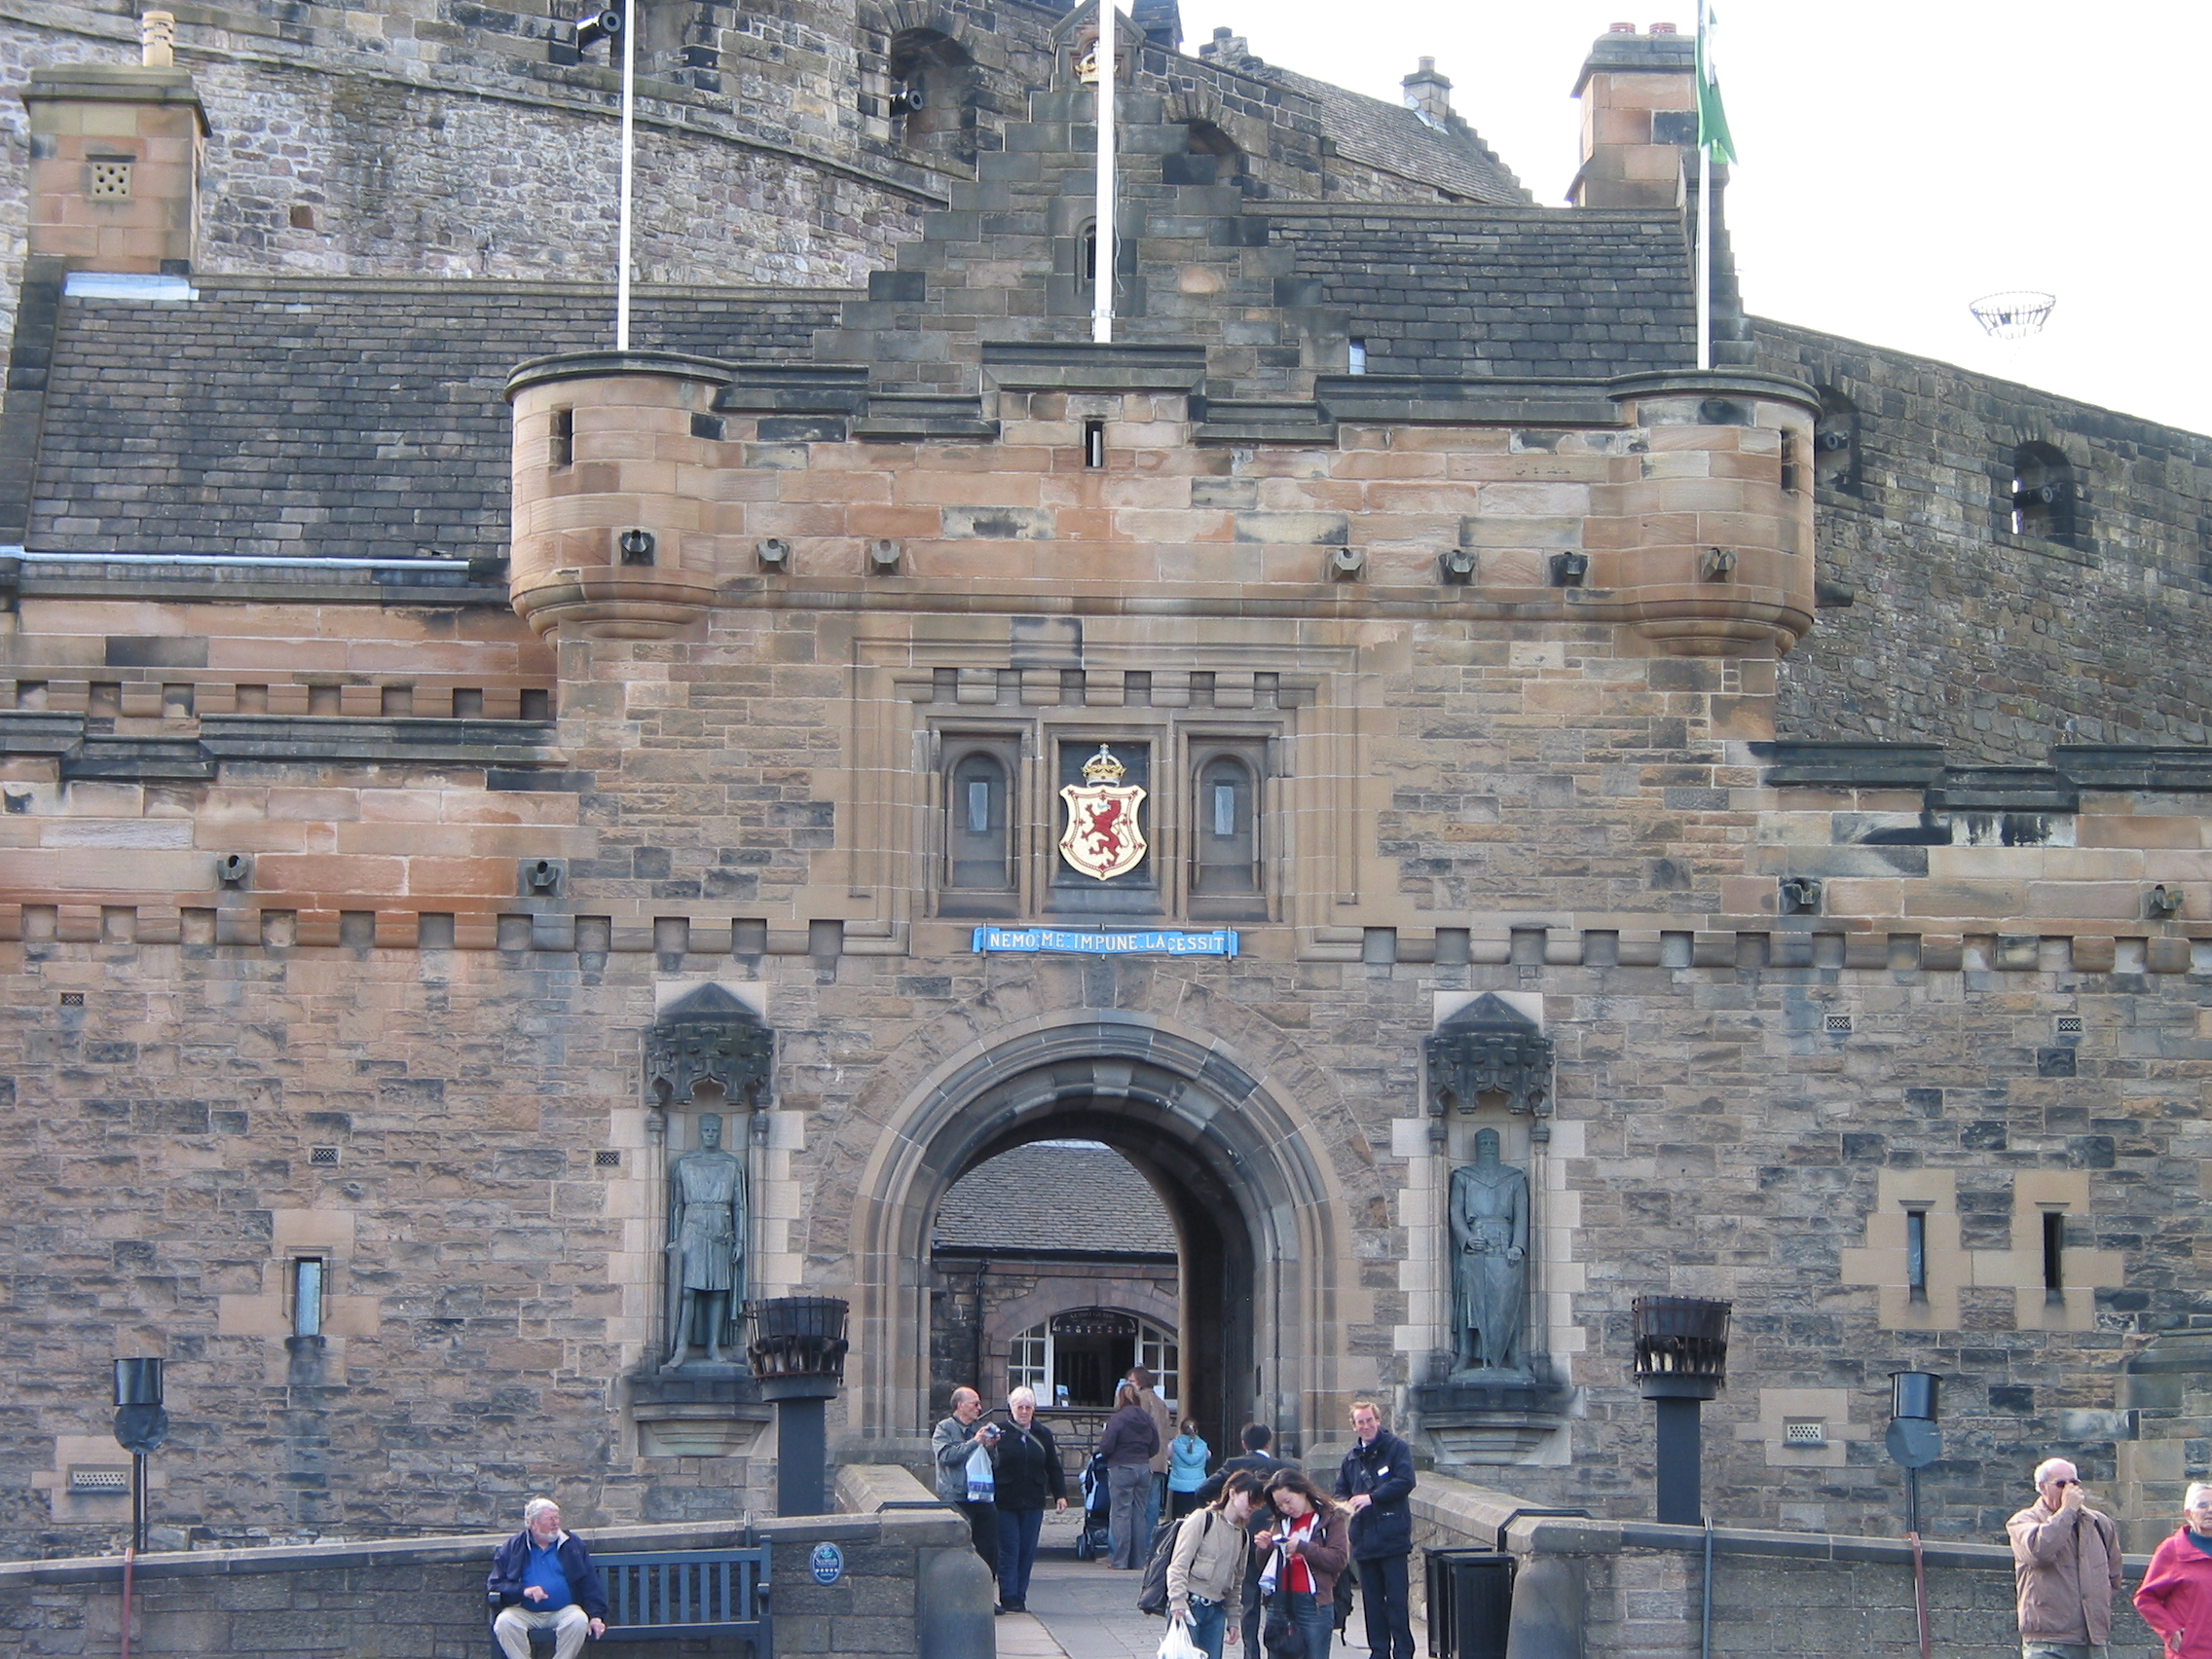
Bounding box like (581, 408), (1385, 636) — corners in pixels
(646, 983), (775, 1107)
(1425, 993), (1554, 1123)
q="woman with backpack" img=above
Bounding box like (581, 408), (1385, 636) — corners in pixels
(1255, 1469), (1351, 1659)
(1165, 1471), (1265, 1658)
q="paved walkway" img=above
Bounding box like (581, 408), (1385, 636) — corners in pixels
(1002, 1511), (1397, 1659)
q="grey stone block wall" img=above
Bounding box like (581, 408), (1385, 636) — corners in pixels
(1761, 316), (2212, 765)
(0, 1507), (970, 1659)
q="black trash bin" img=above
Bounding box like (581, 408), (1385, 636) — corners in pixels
(1425, 1549), (1513, 1659)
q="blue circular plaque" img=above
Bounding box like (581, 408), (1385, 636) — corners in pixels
(810, 1541), (844, 1585)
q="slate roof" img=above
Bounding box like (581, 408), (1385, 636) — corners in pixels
(1267, 66), (1530, 207)
(25, 278), (845, 559)
(935, 1142), (1177, 1256)
(1271, 204), (1696, 380)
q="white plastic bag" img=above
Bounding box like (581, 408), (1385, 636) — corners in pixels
(1157, 1619), (1204, 1659)
(964, 1440), (995, 1502)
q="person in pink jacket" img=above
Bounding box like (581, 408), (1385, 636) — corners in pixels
(2137, 1484), (2212, 1658)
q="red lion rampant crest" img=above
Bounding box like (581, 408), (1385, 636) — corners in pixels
(1058, 746), (1148, 880)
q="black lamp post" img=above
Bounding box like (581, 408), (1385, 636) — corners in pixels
(111, 1358), (169, 1553)
(1633, 1296), (1731, 1526)
(745, 1297), (850, 1517)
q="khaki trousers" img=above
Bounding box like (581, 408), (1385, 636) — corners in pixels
(494, 1604), (590, 1659)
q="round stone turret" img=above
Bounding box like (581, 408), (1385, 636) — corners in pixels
(504, 351), (730, 639)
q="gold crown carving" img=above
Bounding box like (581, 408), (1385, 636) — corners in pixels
(1080, 745), (1126, 785)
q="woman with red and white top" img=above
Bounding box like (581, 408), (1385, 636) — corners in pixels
(1256, 1469), (1351, 1659)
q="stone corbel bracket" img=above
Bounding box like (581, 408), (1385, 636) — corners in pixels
(645, 981), (775, 1107)
(1424, 992), (1555, 1131)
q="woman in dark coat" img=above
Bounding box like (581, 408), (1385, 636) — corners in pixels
(991, 1385), (1067, 1612)
(1098, 1381), (1161, 1569)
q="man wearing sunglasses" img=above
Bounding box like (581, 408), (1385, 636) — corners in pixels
(2009, 1457), (2124, 1659)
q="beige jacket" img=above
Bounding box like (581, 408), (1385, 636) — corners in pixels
(1165, 1506), (1245, 1621)
(2009, 1496), (2123, 1644)
(1139, 1386), (1173, 1476)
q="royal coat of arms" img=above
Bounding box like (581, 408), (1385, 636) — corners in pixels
(1058, 745), (1148, 880)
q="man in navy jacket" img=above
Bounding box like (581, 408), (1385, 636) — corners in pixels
(488, 1497), (609, 1658)
(1335, 1401), (1417, 1659)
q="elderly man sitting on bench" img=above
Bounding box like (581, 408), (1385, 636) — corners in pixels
(488, 1497), (609, 1658)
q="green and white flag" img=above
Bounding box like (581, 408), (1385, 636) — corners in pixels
(1696, 1), (1738, 165)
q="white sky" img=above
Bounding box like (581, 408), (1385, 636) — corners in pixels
(1192, 2), (2212, 437)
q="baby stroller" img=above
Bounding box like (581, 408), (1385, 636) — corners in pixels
(1074, 1449), (1113, 1561)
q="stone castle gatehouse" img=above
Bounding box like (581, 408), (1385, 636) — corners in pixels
(3, 1), (2212, 1559)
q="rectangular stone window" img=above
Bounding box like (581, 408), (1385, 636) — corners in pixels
(549, 407), (573, 468)
(1905, 1211), (1928, 1300)
(292, 1257), (325, 1338)
(940, 734), (1020, 918)
(88, 161), (132, 200)
(2042, 1209), (2065, 1297)
(1190, 741), (1265, 917)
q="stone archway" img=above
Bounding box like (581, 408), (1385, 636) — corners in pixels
(847, 1011), (1348, 1458)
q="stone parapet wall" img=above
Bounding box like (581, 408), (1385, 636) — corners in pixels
(1413, 1473), (2158, 1659)
(0, 1495), (979, 1658)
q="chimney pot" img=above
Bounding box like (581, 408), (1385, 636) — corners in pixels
(1608, 20), (1637, 31)
(1649, 21), (1678, 34)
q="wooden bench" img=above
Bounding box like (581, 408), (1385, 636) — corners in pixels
(498, 1544), (771, 1655)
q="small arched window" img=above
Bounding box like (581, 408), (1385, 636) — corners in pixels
(1191, 753), (1261, 898)
(1079, 223), (1098, 288)
(2010, 442), (2080, 544)
(945, 749), (1013, 893)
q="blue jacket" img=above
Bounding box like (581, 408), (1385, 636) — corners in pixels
(1167, 1433), (1211, 1493)
(487, 1529), (610, 1621)
(1335, 1429), (1417, 1560)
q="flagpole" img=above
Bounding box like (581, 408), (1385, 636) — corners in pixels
(616, 0), (635, 351)
(1695, 0), (1711, 372)
(1696, 133), (1711, 372)
(1091, 0), (1115, 345)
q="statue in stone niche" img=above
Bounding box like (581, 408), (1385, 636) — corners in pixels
(663, 1112), (748, 1368)
(1449, 1127), (1530, 1377)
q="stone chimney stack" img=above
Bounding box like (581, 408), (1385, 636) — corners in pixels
(1402, 57), (1453, 127)
(1198, 26), (1253, 70)
(1568, 21), (1696, 208)
(21, 18), (207, 274)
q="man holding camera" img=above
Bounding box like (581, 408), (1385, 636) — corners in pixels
(2009, 1456), (2122, 1659)
(933, 1386), (1002, 1579)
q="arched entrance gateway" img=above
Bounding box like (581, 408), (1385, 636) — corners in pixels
(848, 1013), (1348, 1458)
